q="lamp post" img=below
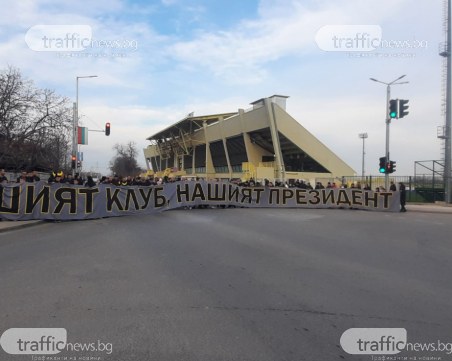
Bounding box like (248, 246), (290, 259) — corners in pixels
(358, 133), (368, 179)
(73, 75), (97, 176)
(443, 0), (452, 203)
(370, 75), (408, 190)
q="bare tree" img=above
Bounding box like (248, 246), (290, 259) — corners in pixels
(109, 141), (143, 176)
(0, 66), (72, 171)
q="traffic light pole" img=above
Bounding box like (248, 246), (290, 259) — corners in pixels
(385, 84), (391, 190)
(72, 102), (77, 177)
(370, 75), (409, 189)
(75, 75), (97, 176)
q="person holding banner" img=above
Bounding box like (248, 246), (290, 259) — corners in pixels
(0, 169), (8, 184)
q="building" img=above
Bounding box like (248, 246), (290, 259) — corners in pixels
(143, 95), (355, 183)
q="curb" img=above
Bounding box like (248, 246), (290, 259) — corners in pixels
(0, 220), (44, 234)
(406, 206), (452, 215)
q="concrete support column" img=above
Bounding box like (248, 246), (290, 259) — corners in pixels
(219, 116), (233, 178)
(192, 146), (196, 174)
(203, 121), (215, 179)
(265, 99), (285, 181)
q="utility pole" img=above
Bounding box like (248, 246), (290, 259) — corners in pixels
(444, 0), (452, 203)
(358, 133), (368, 179)
(74, 75), (98, 176)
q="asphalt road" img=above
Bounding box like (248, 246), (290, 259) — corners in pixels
(0, 208), (451, 361)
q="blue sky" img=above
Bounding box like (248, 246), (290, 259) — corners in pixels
(0, 0), (445, 176)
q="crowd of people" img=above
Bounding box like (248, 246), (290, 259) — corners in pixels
(234, 178), (374, 190)
(0, 169), (405, 191)
(0, 169), (184, 187)
(0, 169), (41, 184)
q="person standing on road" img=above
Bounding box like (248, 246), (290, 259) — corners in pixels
(390, 181), (397, 191)
(16, 170), (27, 183)
(0, 169), (6, 221)
(84, 175), (97, 187)
(0, 169), (8, 184)
(399, 182), (407, 212)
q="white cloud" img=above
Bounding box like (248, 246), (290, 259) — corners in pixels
(168, 2), (321, 83)
(167, 0), (439, 86)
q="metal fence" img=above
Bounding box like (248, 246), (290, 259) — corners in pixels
(315, 175), (445, 203)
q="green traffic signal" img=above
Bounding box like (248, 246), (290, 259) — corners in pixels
(379, 156), (387, 173)
(389, 99), (398, 119)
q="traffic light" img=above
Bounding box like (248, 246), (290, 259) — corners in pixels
(386, 161), (392, 173)
(105, 122), (111, 136)
(399, 99), (409, 118)
(71, 155), (76, 169)
(389, 99), (398, 119)
(379, 156), (387, 173)
(77, 160), (82, 168)
(389, 160), (396, 173)
(383, 160), (397, 174)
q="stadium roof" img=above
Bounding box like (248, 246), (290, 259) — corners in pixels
(146, 112), (238, 141)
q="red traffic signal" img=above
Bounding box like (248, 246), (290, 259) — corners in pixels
(388, 160), (396, 173)
(386, 161), (392, 173)
(105, 122), (111, 136)
(71, 155), (76, 169)
(384, 160), (397, 174)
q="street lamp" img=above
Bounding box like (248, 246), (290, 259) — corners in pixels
(370, 75), (408, 189)
(358, 132), (368, 179)
(73, 75), (98, 176)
